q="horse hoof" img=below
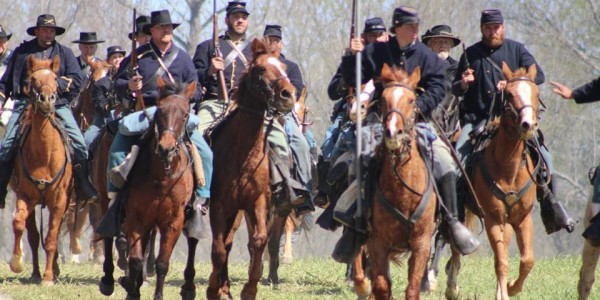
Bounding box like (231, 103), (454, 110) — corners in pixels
(508, 280), (521, 296)
(281, 255), (293, 265)
(445, 286), (460, 300)
(180, 288), (196, 300)
(99, 277), (115, 296)
(9, 255), (23, 273)
(71, 242), (82, 255)
(41, 279), (55, 287)
(70, 254), (81, 264)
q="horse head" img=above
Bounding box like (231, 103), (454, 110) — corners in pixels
(239, 38), (295, 116)
(155, 76), (196, 172)
(23, 55), (60, 115)
(87, 58), (113, 83)
(347, 80), (375, 123)
(501, 62), (539, 140)
(379, 63), (420, 155)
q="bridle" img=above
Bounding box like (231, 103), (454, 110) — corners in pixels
(28, 67), (58, 116)
(382, 81), (417, 162)
(243, 62), (290, 118)
(502, 76), (537, 124)
(153, 94), (191, 177)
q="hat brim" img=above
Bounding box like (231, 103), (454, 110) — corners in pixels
(108, 51), (127, 58)
(27, 26), (65, 36)
(142, 23), (180, 35)
(0, 33), (11, 40)
(72, 39), (105, 44)
(227, 8), (250, 16)
(422, 35), (461, 47)
(364, 29), (386, 34)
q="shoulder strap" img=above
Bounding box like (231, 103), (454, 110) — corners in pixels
(223, 39), (250, 69)
(473, 46), (505, 80)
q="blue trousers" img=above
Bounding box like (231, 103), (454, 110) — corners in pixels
(0, 100), (88, 162)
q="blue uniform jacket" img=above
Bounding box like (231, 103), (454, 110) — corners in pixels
(573, 77), (600, 104)
(114, 41), (201, 107)
(279, 54), (304, 99)
(192, 33), (252, 100)
(452, 39), (545, 124)
(0, 39), (82, 106)
(341, 39), (446, 117)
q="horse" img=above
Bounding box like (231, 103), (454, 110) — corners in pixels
(99, 77), (197, 300)
(456, 62), (540, 300)
(350, 63), (438, 300)
(207, 38), (296, 299)
(579, 197), (600, 299)
(9, 55), (74, 285)
(62, 58), (113, 264)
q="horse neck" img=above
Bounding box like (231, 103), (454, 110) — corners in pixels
(25, 110), (64, 163)
(487, 120), (527, 178)
(145, 134), (189, 180)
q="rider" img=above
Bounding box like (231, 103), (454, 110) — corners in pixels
(0, 24), (12, 71)
(128, 15), (152, 46)
(72, 32), (105, 84)
(0, 14), (97, 209)
(453, 9), (575, 234)
(97, 9), (213, 236)
(82, 45), (126, 153)
(342, 6), (479, 255)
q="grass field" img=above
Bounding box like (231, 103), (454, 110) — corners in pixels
(0, 254), (598, 299)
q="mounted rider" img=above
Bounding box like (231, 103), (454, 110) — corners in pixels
(72, 32), (105, 85)
(453, 9), (575, 234)
(0, 14), (97, 209)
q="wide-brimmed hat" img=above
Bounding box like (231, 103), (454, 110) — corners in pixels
(226, 1), (250, 16)
(106, 45), (126, 58)
(26, 14), (65, 36)
(0, 24), (12, 40)
(263, 24), (282, 39)
(143, 10), (180, 35)
(389, 6), (420, 32)
(363, 17), (386, 34)
(72, 32), (105, 44)
(421, 25), (461, 47)
(129, 15), (151, 40)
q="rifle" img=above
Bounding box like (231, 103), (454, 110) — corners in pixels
(462, 43), (470, 70)
(213, 0), (229, 103)
(131, 9), (147, 114)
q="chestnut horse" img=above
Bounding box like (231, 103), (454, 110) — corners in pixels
(9, 55), (73, 285)
(460, 63), (540, 300)
(62, 58), (113, 264)
(352, 64), (438, 300)
(207, 38), (296, 299)
(102, 77), (197, 300)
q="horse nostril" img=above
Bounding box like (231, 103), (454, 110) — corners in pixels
(385, 129), (393, 138)
(280, 89), (292, 99)
(520, 121), (531, 131)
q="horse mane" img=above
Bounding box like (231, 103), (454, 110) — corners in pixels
(158, 80), (191, 100)
(511, 67), (529, 78)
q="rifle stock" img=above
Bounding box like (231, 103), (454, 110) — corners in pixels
(214, 0), (229, 103)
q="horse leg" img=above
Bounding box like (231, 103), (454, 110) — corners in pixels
(352, 246), (371, 299)
(421, 231), (445, 292)
(508, 215), (534, 297)
(207, 209), (239, 300)
(486, 222), (511, 300)
(407, 234), (432, 300)
(579, 239), (600, 300)
(241, 201), (269, 300)
(89, 202), (104, 263)
(116, 231), (129, 271)
(267, 211), (288, 285)
(25, 210), (41, 282)
(70, 201), (90, 264)
(145, 227), (157, 278)
(180, 237), (199, 300)
(99, 237), (116, 296)
(153, 224), (181, 300)
(367, 243), (392, 300)
(11, 197), (32, 275)
(445, 246), (462, 300)
(124, 229), (144, 300)
(281, 214), (294, 264)
(41, 200), (68, 285)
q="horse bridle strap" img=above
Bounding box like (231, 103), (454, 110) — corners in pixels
(478, 148), (541, 210)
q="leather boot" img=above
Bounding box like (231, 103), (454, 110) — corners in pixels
(331, 228), (366, 264)
(0, 160), (14, 209)
(538, 184), (576, 234)
(313, 156), (330, 208)
(74, 160), (98, 203)
(439, 173), (480, 255)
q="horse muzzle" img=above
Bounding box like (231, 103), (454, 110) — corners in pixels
(385, 132), (410, 152)
(518, 120), (538, 140)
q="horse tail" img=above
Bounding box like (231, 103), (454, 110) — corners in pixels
(464, 209), (479, 234)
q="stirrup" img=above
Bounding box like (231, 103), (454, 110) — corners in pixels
(447, 218), (480, 255)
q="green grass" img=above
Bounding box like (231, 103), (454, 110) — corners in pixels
(0, 255), (598, 299)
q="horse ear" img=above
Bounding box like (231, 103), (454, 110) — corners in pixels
(27, 55), (36, 75)
(51, 56), (60, 74)
(501, 62), (512, 80)
(408, 66), (421, 89)
(183, 81), (198, 100)
(527, 64), (537, 81)
(251, 38), (267, 58)
(380, 63), (393, 83)
(298, 86), (308, 105)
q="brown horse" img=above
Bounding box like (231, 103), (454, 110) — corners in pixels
(104, 77), (197, 300)
(63, 58), (113, 264)
(461, 63), (540, 300)
(207, 38), (296, 300)
(351, 64), (438, 300)
(9, 55), (73, 285)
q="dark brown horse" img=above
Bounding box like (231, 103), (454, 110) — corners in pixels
(63, 58), (113, 264)
(460, 63), (540, 300)
(9, 55), (74, 285)
(99, 77), (197, 300)
(351, 64), (438, 300)
(207, 38), (296, 300)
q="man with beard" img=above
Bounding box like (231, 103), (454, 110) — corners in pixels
(422, 25), (461, 135)
(193, 1), (251, 133)
(453, 9), (575, 234)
